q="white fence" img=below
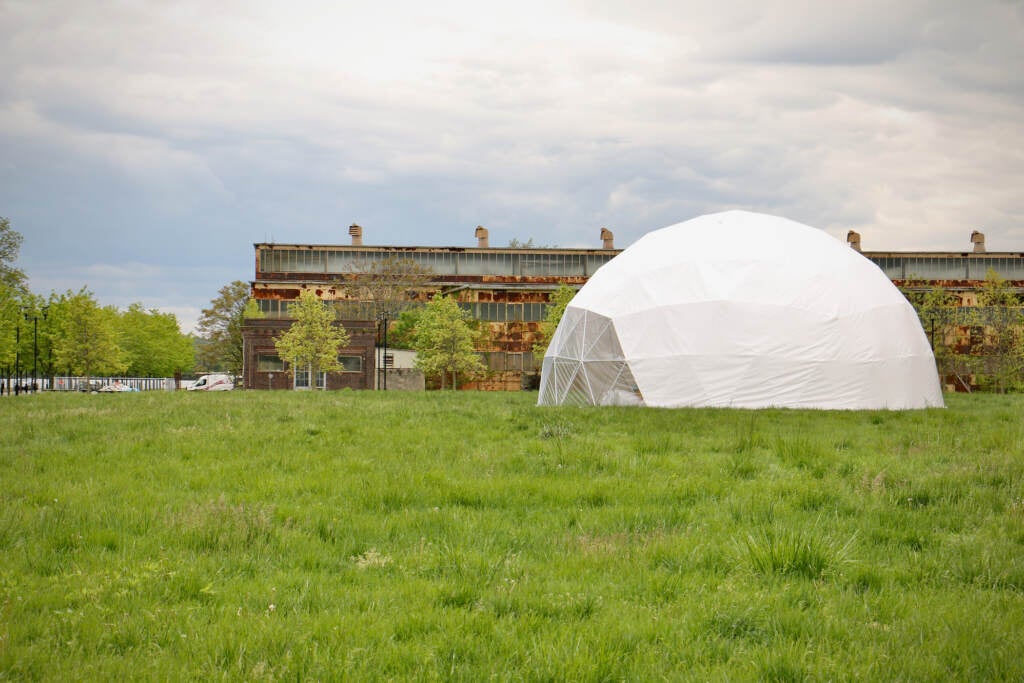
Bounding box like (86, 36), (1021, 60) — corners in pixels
(8, 377), (178, 392)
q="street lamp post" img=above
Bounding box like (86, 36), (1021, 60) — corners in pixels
(376, 310), (391, 390)
(14, 321), (20, 395)
(41, 305), (50, 389)
(32, 311), (38, 391)
(23, 307), (45, 393)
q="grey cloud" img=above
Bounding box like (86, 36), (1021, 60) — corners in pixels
(2, 0), (1023, 325)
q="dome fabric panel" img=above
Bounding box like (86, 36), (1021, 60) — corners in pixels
(537, 210), (944, 410)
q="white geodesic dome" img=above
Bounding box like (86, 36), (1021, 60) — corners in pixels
(537, 210), (944, 410)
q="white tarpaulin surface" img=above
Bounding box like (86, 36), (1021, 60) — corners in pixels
(538, 210), (944, 410)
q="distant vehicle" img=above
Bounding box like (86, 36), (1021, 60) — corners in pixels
(78, 379), (103, 392)
(98, 380), (137, 392)
(187, 374), (234, 391)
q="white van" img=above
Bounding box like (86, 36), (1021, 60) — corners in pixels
(187, 374), (235, 391)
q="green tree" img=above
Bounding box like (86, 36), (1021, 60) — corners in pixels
(412, 295), (485, 390)
(972, 268), (1024, 393)
(978, 267), (1021, 308)
(0, 217), (27, 293)
(7, 294), (50, 385)
(0, 217), (28, 375)
(118, 303), (195, 376)
(274, 289), (350, 390)
(0, 290), (25, 375)
(35, 291), (66, 382)
(532, 284), (576, 358)
(196, 281), (261, 375)
(388, 307), (423, 350)
(52, 288), (127, 381)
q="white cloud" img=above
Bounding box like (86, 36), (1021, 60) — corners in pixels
(2, 0), (1023, 320)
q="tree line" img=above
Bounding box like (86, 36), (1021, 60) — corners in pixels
(1, 217), (194, 387)
(3, 215), (574, 390)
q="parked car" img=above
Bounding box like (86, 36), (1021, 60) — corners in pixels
(187, 374), (234, 391)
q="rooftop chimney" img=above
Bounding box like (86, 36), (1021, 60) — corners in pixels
(475, 225), (489, 248)
(349, 224), (363, 246)
(846, 230), (861, 252)
(600, 227), (614, 250)
(971, 230), (985, 253)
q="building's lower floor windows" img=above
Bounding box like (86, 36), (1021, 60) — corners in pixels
(294, 368), (326, 389)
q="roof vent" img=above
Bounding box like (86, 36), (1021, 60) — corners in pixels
(971, 230), (985, 253)
(600, 228), (614, 250)
(349, 224), (363, 246)
(475, 225), (489, 248)
(846, 230), (861, 252)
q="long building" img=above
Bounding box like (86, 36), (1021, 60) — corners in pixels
(245, 225), (1024, 390)
(246, 226), (620, 390)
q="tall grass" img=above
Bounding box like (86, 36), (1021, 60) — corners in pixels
(1, 391), (1023, 680)
(740, 524), (855, 579)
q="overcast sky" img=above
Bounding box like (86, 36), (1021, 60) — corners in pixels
(3, 0), (1023, 332)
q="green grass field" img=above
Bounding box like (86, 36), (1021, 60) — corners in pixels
(2, 391), (1023, 681)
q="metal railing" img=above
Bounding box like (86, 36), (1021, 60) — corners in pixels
(4, 377), (178, 393)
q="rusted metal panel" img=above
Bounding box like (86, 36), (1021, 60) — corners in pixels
(893, 278), (1024, 289)
(498, 290), (550, 303)
(252, 288), (302, 301)
(478, 321), (543, 353)
(460, 290), (553, 304)
(255, 243), (621, 255)
(461, 373), (524, 392)
(478, 275), (589, 285)
(867, 251), (1024, 258)
(254, 273), (587, 287)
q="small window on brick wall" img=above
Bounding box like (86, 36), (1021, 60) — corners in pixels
(338, 355), (363, 372)
(257, 355), (285, 372)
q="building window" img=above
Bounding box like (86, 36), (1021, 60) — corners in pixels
(525, 302), (547, 321)
(257, 354), (285, 372)
(338, 355), (363, 372)
(294, 368), (326, 389)
(255, 299), (295, 318)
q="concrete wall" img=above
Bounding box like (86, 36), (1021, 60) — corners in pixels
(378, 368), (425, 391)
